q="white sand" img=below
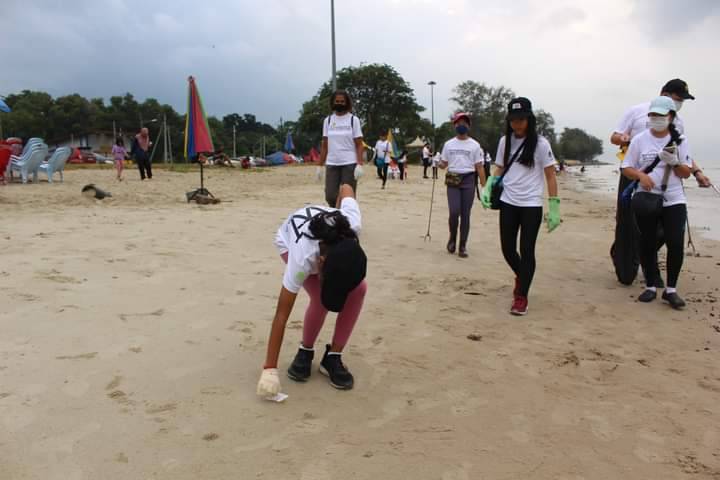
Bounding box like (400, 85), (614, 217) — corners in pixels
(1, 165), (719, 479)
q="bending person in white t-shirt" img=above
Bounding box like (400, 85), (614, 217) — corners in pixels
(439, 112), (486, 258)
(257, 184), (368, 396)
(621, 96), (692, 310)
(481, 97), (560, 316)
(320, 91), (365, 207)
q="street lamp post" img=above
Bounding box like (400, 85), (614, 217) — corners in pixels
(233, 123), (237, 158)
(331, 0), (337, 90)
(428, 81), (436, 150)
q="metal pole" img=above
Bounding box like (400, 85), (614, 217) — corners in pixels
(163, 114), (168, 163)
(331, 0), (337, 90)
(233, 124), (236, 158)
(112, 120), (116, 142)
(428, 81), (436, 150)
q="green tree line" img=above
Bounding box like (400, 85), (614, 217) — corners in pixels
(1, 63), (603, 163)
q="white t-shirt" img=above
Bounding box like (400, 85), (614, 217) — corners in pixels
(375, 140), (391, 164)
(614, 101), (685, 141)
(621, 130), (692, 206)
(495, 135), (556, 207)
(431, 152), (441, 167)
(441, 137), (484, 174)
(274, 198), (362, 293)
(323, 113), (363, 166)
(422, 146), (431, 160)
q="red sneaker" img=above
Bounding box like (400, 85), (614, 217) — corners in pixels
(510, 296), (528, 316)
(513, 277), (520, 299)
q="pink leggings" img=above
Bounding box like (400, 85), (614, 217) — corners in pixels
(282, 253), (366, 349)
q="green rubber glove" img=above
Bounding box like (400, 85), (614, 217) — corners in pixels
(546, 197), (561, 232)
(481, 176), (497, 209)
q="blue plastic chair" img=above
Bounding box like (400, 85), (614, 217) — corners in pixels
(39, 147), (71, 183)
(11, 143), (48, 183)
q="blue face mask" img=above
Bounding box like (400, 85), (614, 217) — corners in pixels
(455, 125), (469, 135)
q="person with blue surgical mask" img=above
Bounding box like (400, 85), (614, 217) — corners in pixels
(438, 112), (486, 258)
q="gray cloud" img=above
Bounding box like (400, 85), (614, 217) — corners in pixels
(632, 0), (720, 34)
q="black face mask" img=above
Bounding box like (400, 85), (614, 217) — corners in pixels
(333, 103), (347, 113)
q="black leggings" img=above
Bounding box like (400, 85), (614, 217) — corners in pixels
(136, 153), (152, 179)
(499, 201), (543, 297)
(380, 163), (389, 187)
(398, 162), (405, 180)
(635, 204), (686, 288)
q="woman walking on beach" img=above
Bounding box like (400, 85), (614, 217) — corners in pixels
(257, 184), (367, 396)
(111, 137), (127, 181)
(131, 127), (153, 180)
(481, 97), (560, 316)
(439, 112), (486, 258)
(374, 131), (391, 189)
(320, 91), (365, 207)
(621, 96), (692, 310)
(396, 149), (408, 182)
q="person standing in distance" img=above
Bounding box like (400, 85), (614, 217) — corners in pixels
(256, 184), (368, 395)
(438, 112), (486, 258)
(374, 131), (391, 189)
(132, 127), (153, 180)
(320, 91), (365, 207)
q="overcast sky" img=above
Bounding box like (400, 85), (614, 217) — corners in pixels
(2, 0), (719, 163)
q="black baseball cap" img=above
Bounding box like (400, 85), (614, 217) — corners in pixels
(507, 97), (533, 119)
(662, 79), (695, 100)
(321, 238), (367, 312)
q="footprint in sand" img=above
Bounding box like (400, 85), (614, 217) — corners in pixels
(441, 462), (473, 480)
(234, 412), (329, 453)
(145, 402), (177, 414)
(586, 415), (621, 441)
(55, 352), (98, 361)
(446, 390), (488, 417)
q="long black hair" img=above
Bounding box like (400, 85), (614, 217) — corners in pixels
(668, 112), (684, 145)
(309, 210), (357, 246)
(115, 137), (124, 147)
(503, 114), (538, 168)
(329, 90), (353, 112)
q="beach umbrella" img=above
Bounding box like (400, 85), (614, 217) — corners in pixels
(183, 76), (215, 201)
(284, 132), (295, 153)
(386, 128), (400, 158)
(0, 98), (10, 113)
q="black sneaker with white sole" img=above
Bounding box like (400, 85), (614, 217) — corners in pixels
(319, 344), (354, 390)
(662, 291), (686, 310)
(638, 289), (657, 303)
(287, 346), (314, 382)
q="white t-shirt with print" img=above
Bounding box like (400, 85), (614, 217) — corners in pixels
(614, 101), (685, 141)
(274, 198), (362, 294)
(441, 137), (484, 174)
(375, 140), (391, 164)
(621, 130), (692, 207)
(495, 135), (556, 207)
(323, 113), (363, 166)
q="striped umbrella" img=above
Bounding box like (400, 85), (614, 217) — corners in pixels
(184, 76), (214, 159)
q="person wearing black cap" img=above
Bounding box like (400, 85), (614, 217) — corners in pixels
(481, 97), (560, 316)
(257, 184), (368, 396)
(609, 78), (711, 286)
(438, 112), (487, 258)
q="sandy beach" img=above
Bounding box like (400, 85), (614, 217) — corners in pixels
(1, 164), (719, 479)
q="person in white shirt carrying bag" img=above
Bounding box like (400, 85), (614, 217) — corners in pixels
(621, 96), (692, 310)
(320, 91), (365, 207)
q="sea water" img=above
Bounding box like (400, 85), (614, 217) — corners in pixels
(566, 161), (720, 241)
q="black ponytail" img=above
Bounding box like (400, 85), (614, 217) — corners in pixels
(668, 113), (684, 145)
(308, 211), (357, 245)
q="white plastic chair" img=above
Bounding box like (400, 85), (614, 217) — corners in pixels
(10, 143), (48, 183)
(39, 147), (71, 183)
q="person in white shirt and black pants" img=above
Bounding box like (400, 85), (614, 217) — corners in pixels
(439, 112), (486, 258)
(320, 91), (365, 207)
(621, 96), (692, 310)
(374, 131), (391, 189)
(482, 97), (560, 316)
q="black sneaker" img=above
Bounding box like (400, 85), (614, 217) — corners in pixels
(287, 346), (314, 382)
(638, 289), (657, 303)
(662, 291), (686, 310)
(458, 246), (468, 258)
(447, 238), (457, 254)
(319, 345), (354, 390)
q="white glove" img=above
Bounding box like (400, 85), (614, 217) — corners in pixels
(315, 166), (324, 181)
(256, 368), (281, 397)
(354, 164), (364, 181)
(660, 146), (679, 166)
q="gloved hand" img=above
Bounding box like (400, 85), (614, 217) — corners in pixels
(660, 145), (679, 166)
(354, 164), (364, 181)
(481, 176), (498, 209)
(256, 368), (281, 397)
(546, 197), (561, 232)
(315, 166), (324, 181)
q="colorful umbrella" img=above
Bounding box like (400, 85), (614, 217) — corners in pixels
(184, 76), (214, 160)
(284, 132), (295, 152)
(0, 98), (10, 113)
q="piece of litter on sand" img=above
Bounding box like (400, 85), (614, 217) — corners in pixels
(265, 393), (288, 403)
